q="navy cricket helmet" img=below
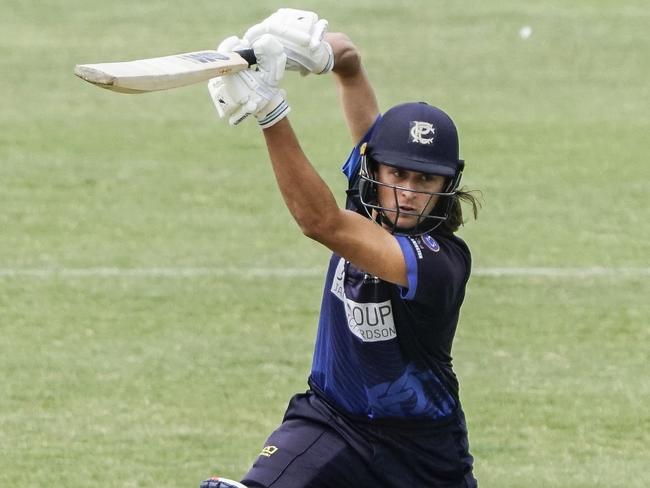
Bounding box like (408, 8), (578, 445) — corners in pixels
(356, 102), (465, 235)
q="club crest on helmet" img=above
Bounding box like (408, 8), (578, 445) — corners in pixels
(409, 121), (436, 145)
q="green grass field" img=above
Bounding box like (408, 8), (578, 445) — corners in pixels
(1, 1), (648, 486)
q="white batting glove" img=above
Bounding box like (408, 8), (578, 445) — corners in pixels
(207, 35), (290, 128)
(217, 34), (251, 55)
(244, 8), (334, 76)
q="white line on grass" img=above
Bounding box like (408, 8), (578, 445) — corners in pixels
(0, 266), (648, 279)
(473, 267), (650, 278)
(0, 267), (322, 278)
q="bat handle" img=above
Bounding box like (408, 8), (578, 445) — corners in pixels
(234, 48), (257, 67)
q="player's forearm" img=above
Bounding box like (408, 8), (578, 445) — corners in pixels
(326, 33), (380, 142)
(262, 118), (340, 239)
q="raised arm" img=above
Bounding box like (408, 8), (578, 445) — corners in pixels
(208, 13), (408, 286)
(326, 33), (380, 143)
(261, 118), (407, 287)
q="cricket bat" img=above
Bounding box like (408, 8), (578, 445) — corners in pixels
(74, 48), (257, 94)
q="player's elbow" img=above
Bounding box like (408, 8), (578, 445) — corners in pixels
(298, 211), (340, 244)
(327, 33), (362, 78)
(299, 219), (330, 242)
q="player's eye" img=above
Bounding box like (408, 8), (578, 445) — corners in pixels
(421, 174), (442, 184)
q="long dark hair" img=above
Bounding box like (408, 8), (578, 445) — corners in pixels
(437, 187), (482, 234)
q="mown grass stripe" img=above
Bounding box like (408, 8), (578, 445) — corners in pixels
(0, 266), (648, 278)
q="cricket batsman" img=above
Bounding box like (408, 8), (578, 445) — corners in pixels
(202, 8), (480, 488)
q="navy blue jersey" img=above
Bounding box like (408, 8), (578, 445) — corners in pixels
(309, 119), (471, 421)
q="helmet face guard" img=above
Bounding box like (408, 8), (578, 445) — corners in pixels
(354, 102), (465, 236)
(357, 154), (463, 236)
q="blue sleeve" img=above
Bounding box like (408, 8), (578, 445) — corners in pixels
(396, 236), (419, 300)
(341, 115), (382, 182)
(394, 235), (471, 305)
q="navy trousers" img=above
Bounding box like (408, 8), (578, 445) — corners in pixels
(242, 391), (477, 488)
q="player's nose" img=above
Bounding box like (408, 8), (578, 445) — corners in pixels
(399, 175), (420, 194)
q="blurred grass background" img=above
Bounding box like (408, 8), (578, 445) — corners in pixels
(1, 0), (648, 486)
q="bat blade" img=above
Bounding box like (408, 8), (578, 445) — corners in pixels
(74, 49), (256, 94)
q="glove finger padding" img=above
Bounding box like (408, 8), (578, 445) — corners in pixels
(253, 34), (287, 86)
(244, 8), (333, 75)
(208, 70), (290, 128)
(217, 35), (250, 53)
(210, 70), (274, 124)
(208, 33), (290, 128)
(244, 9), (317, 45)
(207, 73), (258, 126)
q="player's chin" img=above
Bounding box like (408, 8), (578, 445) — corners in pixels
(390, 214), (419, 229)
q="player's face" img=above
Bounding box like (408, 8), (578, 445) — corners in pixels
(376, 164), (446, 229)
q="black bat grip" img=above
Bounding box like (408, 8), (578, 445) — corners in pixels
(235, 48), (257, 67)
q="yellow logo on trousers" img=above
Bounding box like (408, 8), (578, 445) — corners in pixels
(260, 445), (278, 457)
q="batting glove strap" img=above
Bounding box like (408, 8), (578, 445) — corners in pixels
(255, 91), (290, 129)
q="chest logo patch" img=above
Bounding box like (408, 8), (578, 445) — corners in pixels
(422, 235), (440, 252)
